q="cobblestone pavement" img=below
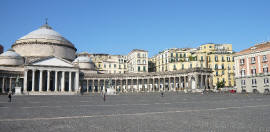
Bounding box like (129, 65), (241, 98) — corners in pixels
(0, 92), (270, 132)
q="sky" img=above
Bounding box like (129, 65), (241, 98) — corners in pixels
(0, 0), (270, 57)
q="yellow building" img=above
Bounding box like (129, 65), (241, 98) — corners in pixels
(150, 44), (235, 87)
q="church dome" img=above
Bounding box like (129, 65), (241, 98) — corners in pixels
(12, 22), (77, 61)
(73, 56), (94, 69)
(73, 56), (92, 63)
(0, 49), (24, 66)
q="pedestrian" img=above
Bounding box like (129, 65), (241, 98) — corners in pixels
(8, 93), (12, 102)
(103, 93), (106, 102)
(161, 92), (164, 97)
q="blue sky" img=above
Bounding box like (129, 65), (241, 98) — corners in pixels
(1, 0), (270, 57)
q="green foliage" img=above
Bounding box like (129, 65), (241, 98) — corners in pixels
(216, 81), (225, 89)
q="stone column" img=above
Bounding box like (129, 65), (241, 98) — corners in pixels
(152, 78), (155, 92)
(47, 70), (50, 92)
(92, 80), (95, 93)
(169, 77), (171, 91)
(2, 77), (5, 93)
(131, 79), (133, 92)
(163, 78), (165, 91)
(86, 80), (89, 93)
(136, 78), (139, 92)
(55, 71), (58, 92)
(200, 74), (203, 89)
(147, 78), (150, 92)
(184, 76), (187, 90)
(210, 75), (213, 89)
(75, 71), (79, 92)
(126, 79), (128, 92)
(205, 75), (208, 89)
(24, 70), (28, 92)
(194, 74), (198, 90)
(142, 78), (145, 92)
(98, 79), (100, 93)
(114, 79), (117, 92)
(120, 79), (123, 93)
(39, 70), (43, 92)
(173, 77), (176, 91)
(69, 72), (72, 92)
(32, 70), (36, 92)
(103, 79), (106, 92)
(158, 78), (160, 92)
(61, 71), (65, 92)
(9, 78), (12, 92)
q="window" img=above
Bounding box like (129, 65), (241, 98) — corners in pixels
(143, 66), (146, 72)
(251, 69), (256, 75)
(104, 64), (106, 68)
(251, 57), (256, 64)
(240, 59), (245, 65)
(222, 64), (224, 69)
(263, 67), (268, 73)
(215, 64), (218, 70)
(222, 71), (224, 75)
(264, 78), (269, 85)
(119, 65), (121, 69)
(182, 64), (184, 70)
(227, 57), (231, 62)
(252, 79), (257, 86)
(263, 55), (268, 62)
(173, 64), (176, 70)
(201, 56), (203, 61)
(114, 64), (116, 68)
(137, 60), (140, 64)
(137, 53), (140, 58)
(216, 71), (218, 76)
(109, 64), (111, 68)
(222, 56), (225, 62)
(209, 46), (212, 48)
(241, 80), (246, 86)
(241, 69), (245, 76)
(98, 64), (101, 68)
(171, 53), (173, 57)
(138, 66), (140, 72)
(183, 53), (186, 57)
(190, 64), (192, 68)
(142, 60), (145, 64)
(215, 56), (218, 62)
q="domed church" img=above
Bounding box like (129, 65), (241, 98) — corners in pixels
(0, 22), (96, 95)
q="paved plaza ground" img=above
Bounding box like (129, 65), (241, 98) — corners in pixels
(0, 92), (270, 132)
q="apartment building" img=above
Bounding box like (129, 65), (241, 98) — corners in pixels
(234, 42), (270, 93)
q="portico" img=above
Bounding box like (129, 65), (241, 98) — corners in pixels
(81, 68), (213, 93)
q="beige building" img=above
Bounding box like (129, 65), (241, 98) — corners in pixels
(127, 49), (148, 73)
(150, 43), (235, 87)
(90, 54), (127, 74)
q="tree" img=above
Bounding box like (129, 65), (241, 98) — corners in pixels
(216, 81), (225, 89)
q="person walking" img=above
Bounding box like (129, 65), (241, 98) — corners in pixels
(8, 93), (12, 102)
(103, 92), (106, 102)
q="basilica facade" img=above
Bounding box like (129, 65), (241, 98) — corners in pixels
(0, 23), (213, 95)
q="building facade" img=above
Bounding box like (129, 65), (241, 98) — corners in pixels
(127, 49), (148, 73)
(234, 42), (270, 93)
(150, 43), (235, 88)
(0, 22), (213, 95)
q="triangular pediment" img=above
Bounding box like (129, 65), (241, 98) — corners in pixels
(30, 57), (74, 67)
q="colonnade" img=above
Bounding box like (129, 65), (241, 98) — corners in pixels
(0, 77), (22, 93)
(82, 69), (213, 93)
(23, 69), (79, 93)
